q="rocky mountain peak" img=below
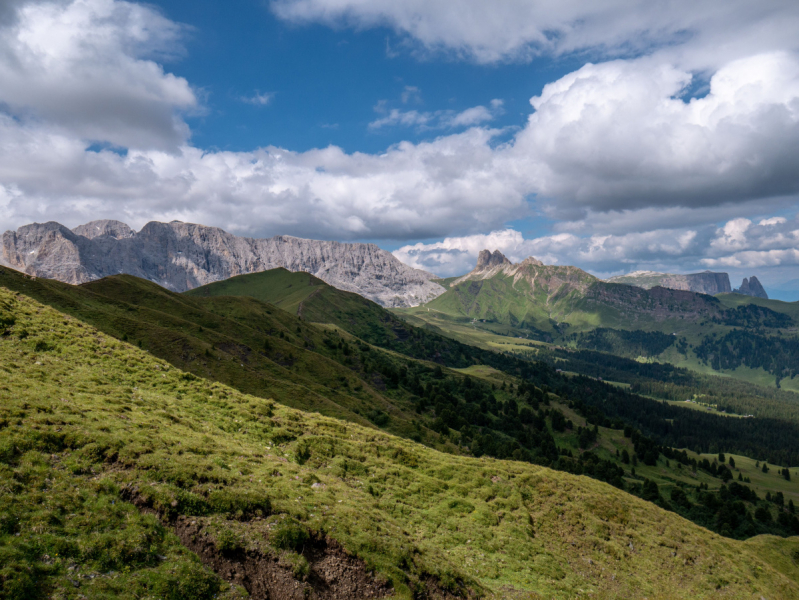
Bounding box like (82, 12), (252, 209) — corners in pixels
(734, 276), (768, 299)
(1, 219), (446, 308)
(476, 249), (511, 269)
(72, 220), (136, 240)
(518, 256), (544, 267)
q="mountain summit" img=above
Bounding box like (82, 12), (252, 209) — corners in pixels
(734, 276), (768, 299)
(1, 220), (445, 307)
(476, 249), (512, 269)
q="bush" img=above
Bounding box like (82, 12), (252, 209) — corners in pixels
(147, 561), (221, 600)
(208, 489), (271, 519)
(271, 517), (310, 552)
(215, 528), (244, 553)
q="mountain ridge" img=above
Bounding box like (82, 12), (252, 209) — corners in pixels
(1, 219), (446, 307)
(606, 269), (732, 295)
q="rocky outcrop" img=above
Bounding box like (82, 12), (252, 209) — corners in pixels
(734, 276), (768, 299)
(606, 270), (732, 295)
(476, 249), (512, 270)
(1, 220), (446, 307)
(453, 249), (596, 298)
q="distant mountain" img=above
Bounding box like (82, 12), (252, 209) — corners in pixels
(606, 270), (731, 295)
(734, 276), (768, 299)
(422, 250), (723, 338)
(1, 219), (445, 307)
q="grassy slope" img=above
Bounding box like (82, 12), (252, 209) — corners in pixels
(402, 278), (799, 391)
(0, 266), (447, 446)
(185, 268), (322, 314)
(419, 271), (718, 337)
(2, 288), (799, 598)
(186, 268), (413, 348)
(179, 268), (799, 475)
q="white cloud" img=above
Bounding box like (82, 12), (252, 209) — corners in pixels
(369, 100), (503, 130)
(702, 215), (799, 268)
(396, 214), (799, 278)
(271, 0), (799, 67)
(401, 85), (422, 104)
(759, 217), (787, 226)
(0, 0), (196, 151)
(509, 52), (799, 217)
(0, 113), (529, 241)
(394, 226), (704, 277)
(241, 92), (274, 106)
(446, 103), (499, 127)
(369, 108), (432, 130)
(709, 218), (752, 252)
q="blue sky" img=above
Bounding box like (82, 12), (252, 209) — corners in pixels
(1, 0), (799, 296)
(151, 0), (579, 155)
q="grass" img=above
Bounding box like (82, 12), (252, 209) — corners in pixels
(402, 268), (799, 393)
(0, 266), (456, 451)
(3, 287), (799, 597)
(397, 306), (799, 423)
(186, 268), (408, 349)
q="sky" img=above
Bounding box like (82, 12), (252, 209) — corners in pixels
(2, 1), (799, 298)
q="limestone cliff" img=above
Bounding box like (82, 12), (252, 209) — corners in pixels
(606, 270), (732, 295)
(734, 276), (768, 299)
(1, 220), (445, 308)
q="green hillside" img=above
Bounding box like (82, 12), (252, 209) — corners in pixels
(404, 261), (799, 390)
(0, 266), (423, 438)
(6, 266), (799, 545)
(2, 287), (799, 598)
(186, 268), (407, 349)
(180, 268), (799, 469)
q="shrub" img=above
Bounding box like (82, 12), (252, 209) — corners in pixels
(208, 489), (271, 519)
(215, 528), (244, 553)
(147, 561), (221, 600)
(271, 517), (310, 552)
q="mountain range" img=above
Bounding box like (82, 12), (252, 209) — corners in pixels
(0, 219), (446, 308)
(607, 269), (768, 299)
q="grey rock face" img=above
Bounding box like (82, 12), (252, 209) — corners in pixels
(72, 220), (136, 240)
(476, 249), (512, 269)
(606, 270), (731, 295)
(1, 220), (446, 308)
(734, 276), (768, 299)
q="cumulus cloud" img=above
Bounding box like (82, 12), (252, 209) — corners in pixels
(369, 100), (503, 130)
(702, 216), (799, 268)
(510, 52), (799, 217)
(0, 112), (528, 240)
(271, 0), (799, 67)
(394, 214), (799, 279)
(3, 0), (799, 289)
(395, 227), (706, 277)
(0, 0), (196, 151)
